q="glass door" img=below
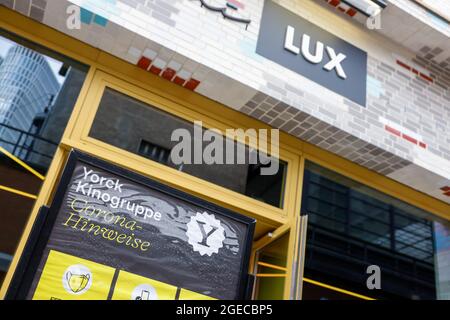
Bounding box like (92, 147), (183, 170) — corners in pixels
(251, 215), (308, 300)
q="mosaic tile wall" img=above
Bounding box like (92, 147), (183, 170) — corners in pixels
(1, 0), (449, 206)
(0, 0), (46, 21)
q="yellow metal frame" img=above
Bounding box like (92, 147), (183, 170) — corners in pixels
(251, 223), (290, 299)
(0, 185), (37, 200)
(253, 261), (375, 300)
(0, 146), (44, 199)
(64, 70), (300, 225)
(0, 146), (45, 181)
(1, 7), (450, 300)
(303, 278), (375, 301)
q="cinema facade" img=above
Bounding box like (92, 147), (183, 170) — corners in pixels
(0, 0), (449, 300)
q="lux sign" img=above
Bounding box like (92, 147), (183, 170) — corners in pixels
(256, 1), (367, 106)
(284, 26), (347, 79)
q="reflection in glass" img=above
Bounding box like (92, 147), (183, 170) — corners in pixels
(301, 161), (440, 300)
(0, 29), (88, 285)
(89, 88), (287, 208)
(303, 161), (434, 262)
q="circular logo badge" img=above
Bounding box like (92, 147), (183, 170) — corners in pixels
(186, 211), (225, 256)
(132, 284), (158, 300)
(62, 264), (92, 295)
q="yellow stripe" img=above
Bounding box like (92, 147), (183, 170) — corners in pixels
(257, 261), (288, 272)
(255, 273), (287, 278)
(0, 185), (37, 200)
(303, 277), (375, 300)
(0, 146), (45, 180)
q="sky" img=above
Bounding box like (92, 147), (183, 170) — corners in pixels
(0, 35), (66, 85)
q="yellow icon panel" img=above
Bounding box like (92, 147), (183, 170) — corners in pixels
(32, 250), (219, 300)
(111, 271), (178, 300)
(33, 250), (115, 300)
(179, 288), (216, 300)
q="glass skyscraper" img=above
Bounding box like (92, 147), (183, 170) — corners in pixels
(0, 45), (60, 154)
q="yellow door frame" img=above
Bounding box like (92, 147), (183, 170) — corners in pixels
(250, 223), (290, 299)
(1, 7), (450, 300)
(63, 69), (300, 223)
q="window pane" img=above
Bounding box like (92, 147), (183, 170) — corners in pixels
(0, 29), (89, 285)
(301, 161), (440, 300)
(89, 88), (286, 208)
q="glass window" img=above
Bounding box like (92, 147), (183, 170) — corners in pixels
(301, 161), (443, 300)
(302, 161), (434, 261)
(0, 29), (89, 285)
(89, 88), (287, 208)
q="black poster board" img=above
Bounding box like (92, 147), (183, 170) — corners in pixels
(7, 150), (255, 300)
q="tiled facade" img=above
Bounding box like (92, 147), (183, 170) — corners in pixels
(0, 0), (47, 21)
(0, 0), (449, 203)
